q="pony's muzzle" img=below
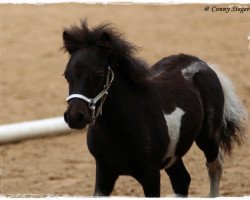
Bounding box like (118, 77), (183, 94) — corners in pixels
(64, 99), (91, 129)
(64, 111), (87, 129)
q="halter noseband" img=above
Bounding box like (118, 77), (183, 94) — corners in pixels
(66, 66), (114, 125)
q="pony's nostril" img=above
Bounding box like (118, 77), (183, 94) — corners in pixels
(76, 113), (84, 123)
(64, 112), (69, 123)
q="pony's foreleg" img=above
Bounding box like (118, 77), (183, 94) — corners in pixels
(165, 159), (191, 197)
(93, 160), (119, 196)
(133, 165), (161, 197)
(206, 150), (223, 197)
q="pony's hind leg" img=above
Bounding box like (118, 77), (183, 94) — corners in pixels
(165, 159), (191, 197)
(206, 149), (223, 197)
(195, 129), (223, 197)
(190, 60), (226, 197)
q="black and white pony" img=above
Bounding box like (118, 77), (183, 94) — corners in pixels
(62, 21), (247, 197)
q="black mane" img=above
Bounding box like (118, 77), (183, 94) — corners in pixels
(62, 20), (150, 85)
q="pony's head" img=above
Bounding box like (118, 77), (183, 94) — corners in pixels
(62, 20), (149, 129)
(62, 20), (135, 129)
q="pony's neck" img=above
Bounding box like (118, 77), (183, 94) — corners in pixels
(108, 55), (150, 87)
(99, 59), (153, 121)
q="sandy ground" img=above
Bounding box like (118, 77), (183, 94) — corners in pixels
(0, 4), (249, 197)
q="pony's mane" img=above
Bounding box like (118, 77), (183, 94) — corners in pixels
(63, 20), (150, 85)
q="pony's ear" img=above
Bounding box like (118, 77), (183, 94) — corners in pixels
(96, 32), (112, 49)
(62, 30), (79, 54)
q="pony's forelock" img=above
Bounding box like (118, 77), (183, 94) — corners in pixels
(62, 20), (138, 58)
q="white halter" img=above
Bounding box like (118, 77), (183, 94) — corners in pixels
(66, 66), (114, 124)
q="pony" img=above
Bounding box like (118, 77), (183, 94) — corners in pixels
(62, 20), (247, 197)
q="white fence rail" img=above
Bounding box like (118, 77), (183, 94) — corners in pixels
(0, 117), (71, 144)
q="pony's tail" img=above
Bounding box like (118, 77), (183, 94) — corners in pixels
(210, 65), (247, 155)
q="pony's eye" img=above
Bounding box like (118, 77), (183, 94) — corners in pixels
(64, 72), (69, 81)
(64, 70), (74, 83)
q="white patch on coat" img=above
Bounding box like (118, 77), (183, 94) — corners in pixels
(208, 64), (247, 130)
(181, 62), (201, 80)
(163, 107), (185, 168)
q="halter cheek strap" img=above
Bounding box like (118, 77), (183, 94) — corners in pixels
(66, 66), (114, 125)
